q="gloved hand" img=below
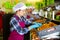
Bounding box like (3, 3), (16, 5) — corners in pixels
(28, 23), (42, 30)
(29, 18), (34, 21)
(33, 22), (42, 25)
(33, 22), (37, 24)
(33, 22), (39, 24)
(37, 23), (42, 26)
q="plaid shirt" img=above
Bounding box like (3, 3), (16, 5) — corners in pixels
(10, 15), (32, 35)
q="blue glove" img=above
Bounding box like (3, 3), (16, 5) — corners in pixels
(33, 22), (42, 25)
(35, 14), (40, 18)
(30, 18), (34, 21)
(37, 23), (42, 26)
(33, 22), (37, 24)
(29, 23), (42, 30)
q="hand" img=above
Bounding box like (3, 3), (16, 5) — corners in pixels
(37, 23), (42, 26)
(28, 23), (42, 30)
(29, 18), (34, 21)
(33, 22), (37, 24)
(33, 22), (42, 25)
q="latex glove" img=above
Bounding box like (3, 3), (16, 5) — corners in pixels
(33, 22), (38, 24)
(35, 14), (40, 18)
(29, 18), (34, 21)
(28, 23), (42, 30)
(33, 22), (42, 25)
(37, 23), (42, 26)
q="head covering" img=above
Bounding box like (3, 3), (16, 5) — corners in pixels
(56, 5), (60, 10)
(13, 2), (27, 12)
(47, 7), (51, 11)
(27, 6), (35, 10)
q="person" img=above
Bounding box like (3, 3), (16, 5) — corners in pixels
(0, 11), (5, 33)
(8, 2), (42, 40)
(26, 6), (40, 21)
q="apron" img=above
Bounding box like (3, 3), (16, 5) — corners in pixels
(8, 15), (25, 40)
(26, 15), (31, 19)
